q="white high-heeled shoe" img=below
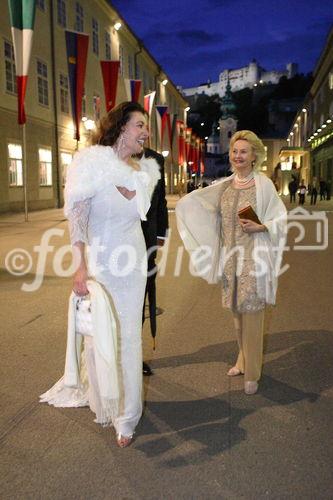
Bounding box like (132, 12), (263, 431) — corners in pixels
(116, 433), (133, 448)
(244, 381), (258, 395)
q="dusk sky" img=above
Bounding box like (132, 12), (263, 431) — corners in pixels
(110, 0), (332, 88)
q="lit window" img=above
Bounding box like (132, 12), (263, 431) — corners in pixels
(4, 40), (17, 94)
(92, 18), (99, 55)
(37, 60), (49, 106)
(39, 148), (52, 186)
(8, 143), (23, 186)
(74, 2), (84, 32)
(59, 73), (69, 113)
(105, 31), (111, 60)
(57, 0), (66, 28)
(60, 152), (72, 185)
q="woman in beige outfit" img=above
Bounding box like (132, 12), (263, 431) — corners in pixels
(176, 130), (287, 395)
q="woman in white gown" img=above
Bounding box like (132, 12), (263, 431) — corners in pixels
(46, 102), (160, 447)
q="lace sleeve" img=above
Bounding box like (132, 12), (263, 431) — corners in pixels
(67, 199), (91, 245)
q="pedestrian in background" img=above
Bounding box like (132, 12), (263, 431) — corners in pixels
(319, 178), (327, 200)
(288, 176), (298, 203)
(176, 130), (287, 395)
(298, 180), (306, 205)
(310, 178), (318, 205)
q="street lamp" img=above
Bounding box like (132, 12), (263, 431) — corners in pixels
(84, 119), (95, 131)
(185, 106), (190, 112)
(161, 79), (168, 86)
(161, 150), (169, 158)
(114, 22), (122, 30)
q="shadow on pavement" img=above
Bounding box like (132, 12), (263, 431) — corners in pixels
(137, 329), (332, 465)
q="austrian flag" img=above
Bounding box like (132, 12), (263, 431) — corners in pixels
(8, 0), (37, 124)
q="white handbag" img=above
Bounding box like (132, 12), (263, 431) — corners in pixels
(75, 296), (93, 336)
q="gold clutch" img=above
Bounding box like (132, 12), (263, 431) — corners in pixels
(238, 205), (261, 225)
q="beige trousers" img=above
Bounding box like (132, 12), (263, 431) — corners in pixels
(233, 310), (265, 382)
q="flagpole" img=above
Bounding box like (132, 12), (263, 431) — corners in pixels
(22, 123), (28, 222)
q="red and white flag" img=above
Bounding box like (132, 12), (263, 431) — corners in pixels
(143, 91), (156, 116)
(8, 0), (37, 124)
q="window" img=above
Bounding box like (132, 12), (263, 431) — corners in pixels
(4, 41), (17, 94)
(59, 73), (69, 113)
(39, 148), (52, 186)
(128, 54), (133, 79)
(119, 45), (124, 76)
(329, 72), (333, 91)
(92, 18), (99, 55)
(82, 88), (86, 116)
(60, 152), (72, 185)
(74, 2), (84, 32)
(143, 70), (148, 92)
(8, 143), (23, 186)
(57, 0), (66, 28)
(36, 0), (45, 11)
(105, 31), (111, 60)
(93, 94), (101, 121)
(37, 60), (49, 106)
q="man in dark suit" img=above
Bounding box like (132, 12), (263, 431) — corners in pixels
(141, 147), (169, 375)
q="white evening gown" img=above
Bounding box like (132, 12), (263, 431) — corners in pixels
(41, 146), (160, 437)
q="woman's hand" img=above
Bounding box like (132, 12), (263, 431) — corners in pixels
(239, 218), (267, 234)
(73, 267), (89, 296)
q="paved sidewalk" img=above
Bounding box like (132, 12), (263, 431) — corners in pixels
(0, 194), (332, 499)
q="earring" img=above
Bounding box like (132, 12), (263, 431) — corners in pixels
(114, 133), (125, 156)
(251, 160), (255, 167)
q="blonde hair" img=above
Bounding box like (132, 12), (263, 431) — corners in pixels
(229, 130), (266, 171)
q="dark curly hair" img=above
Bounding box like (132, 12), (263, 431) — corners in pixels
(91, 101), (146, 146)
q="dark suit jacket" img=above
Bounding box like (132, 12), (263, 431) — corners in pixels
(141, 148), (168, 255)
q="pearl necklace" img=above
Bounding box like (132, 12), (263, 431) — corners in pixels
(234, 171), (254, 185)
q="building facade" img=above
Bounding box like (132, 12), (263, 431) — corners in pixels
(182, 60), (298, 99)
(0, 0), (187, 213)
(280, 26), (333, 194)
